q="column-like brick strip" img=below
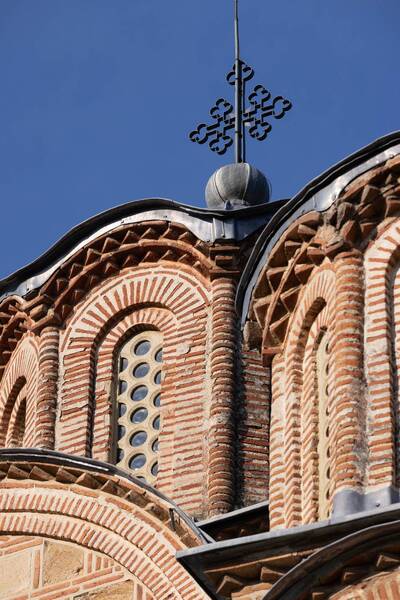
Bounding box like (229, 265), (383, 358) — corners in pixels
(332, 250), (365, 497)
(36, 327), (59, 449)
(208, 277), (237, 515)
(269, 352), (285, 529)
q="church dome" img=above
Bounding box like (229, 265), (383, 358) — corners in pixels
(205, 162), (270, 209)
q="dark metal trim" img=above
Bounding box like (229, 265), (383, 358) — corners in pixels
(177, 502), (400, 598)
(263, 519), (400, 599)
(197, 499), (269, 529)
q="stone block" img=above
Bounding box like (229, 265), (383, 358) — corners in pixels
(0, 549), (32, 599)
(74, 580), (134, 599)
(43, 540), (84, 585)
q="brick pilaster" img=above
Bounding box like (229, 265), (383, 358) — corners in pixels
(332, 250), (365, 499)
(208, 277), (237, 515)
(36, 327), (59, 448)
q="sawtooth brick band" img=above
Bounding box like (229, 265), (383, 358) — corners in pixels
(332, 571), (400, 600)
(0, 463), (206, 600)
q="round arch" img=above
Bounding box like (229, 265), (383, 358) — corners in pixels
(0, 450), (207, 600)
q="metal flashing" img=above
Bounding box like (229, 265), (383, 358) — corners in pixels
(0, 197), (284, 301)
(197, 499), (269, 529)
(177, 502), (400, 599)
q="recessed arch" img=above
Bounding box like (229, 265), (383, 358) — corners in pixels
(0, 335), (40, 448)
(58, 265), (212, 514)
(0, 451), (206, 600)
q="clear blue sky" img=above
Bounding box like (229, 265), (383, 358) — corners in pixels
(0, 0), (399, 279)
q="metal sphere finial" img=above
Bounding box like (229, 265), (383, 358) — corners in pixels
(205, 163), (270, 210)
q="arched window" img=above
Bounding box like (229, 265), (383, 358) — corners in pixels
(316, 331), (330, 519)
(7, 398), (27, 448)
(114, 330), (163, 484)
(2, 378), (28, 449)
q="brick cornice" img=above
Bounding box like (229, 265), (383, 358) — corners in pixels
(0, 221), (255, 375)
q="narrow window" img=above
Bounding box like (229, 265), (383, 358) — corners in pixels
(115, 330), (163, 484)
(316, 331), (330, 519)
(8, 397), (27, 448)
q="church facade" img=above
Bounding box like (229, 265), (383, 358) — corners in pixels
(0, 131), (400, 599)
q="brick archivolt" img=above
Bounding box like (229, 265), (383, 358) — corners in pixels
(263, 519), (400, 600)
(267, 250), (366, 529)
(245, 157), (400, 527)
(365, 218), (400, 490)
(0, 334), (39, 448)
(0, 455), (206, 600)
(279, 267), (336, 527)
(58, 266), (212, 516)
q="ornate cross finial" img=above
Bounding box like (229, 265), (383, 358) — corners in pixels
(189, 0), (292, 163)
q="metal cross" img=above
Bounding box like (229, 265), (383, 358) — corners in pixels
(189, 0), (292, 163)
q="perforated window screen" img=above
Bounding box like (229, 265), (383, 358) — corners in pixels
(115, 330), (162, 484)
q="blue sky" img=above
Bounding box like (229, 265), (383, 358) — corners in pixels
(0, 0), (399, 278)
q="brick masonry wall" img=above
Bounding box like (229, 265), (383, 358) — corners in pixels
(208, 277), (237, 515)
(0, 333), (39, 447)
(265, 251), (367, 528)
(269, 352), (285, 528)
(281, 266), (336, 527)
(0, 218), (247, 519)
(237, 347), (270, 507)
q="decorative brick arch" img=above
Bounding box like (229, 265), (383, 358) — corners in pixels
(281, 267), (336, 527)
(58, 265), (212, 514)
(0, 334), (39, 447)
(93, 306), (178, 462)
(263, 518), (400, 600)
(365, 217), (400, 490)
(0, 453), (206, 600)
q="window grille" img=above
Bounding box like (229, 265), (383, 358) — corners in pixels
(115, 330), (163, 484)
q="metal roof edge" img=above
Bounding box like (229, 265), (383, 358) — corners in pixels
(197, 500), (269, 528)
(176, 502), (400, 594)
(0, 196), (285, 300)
